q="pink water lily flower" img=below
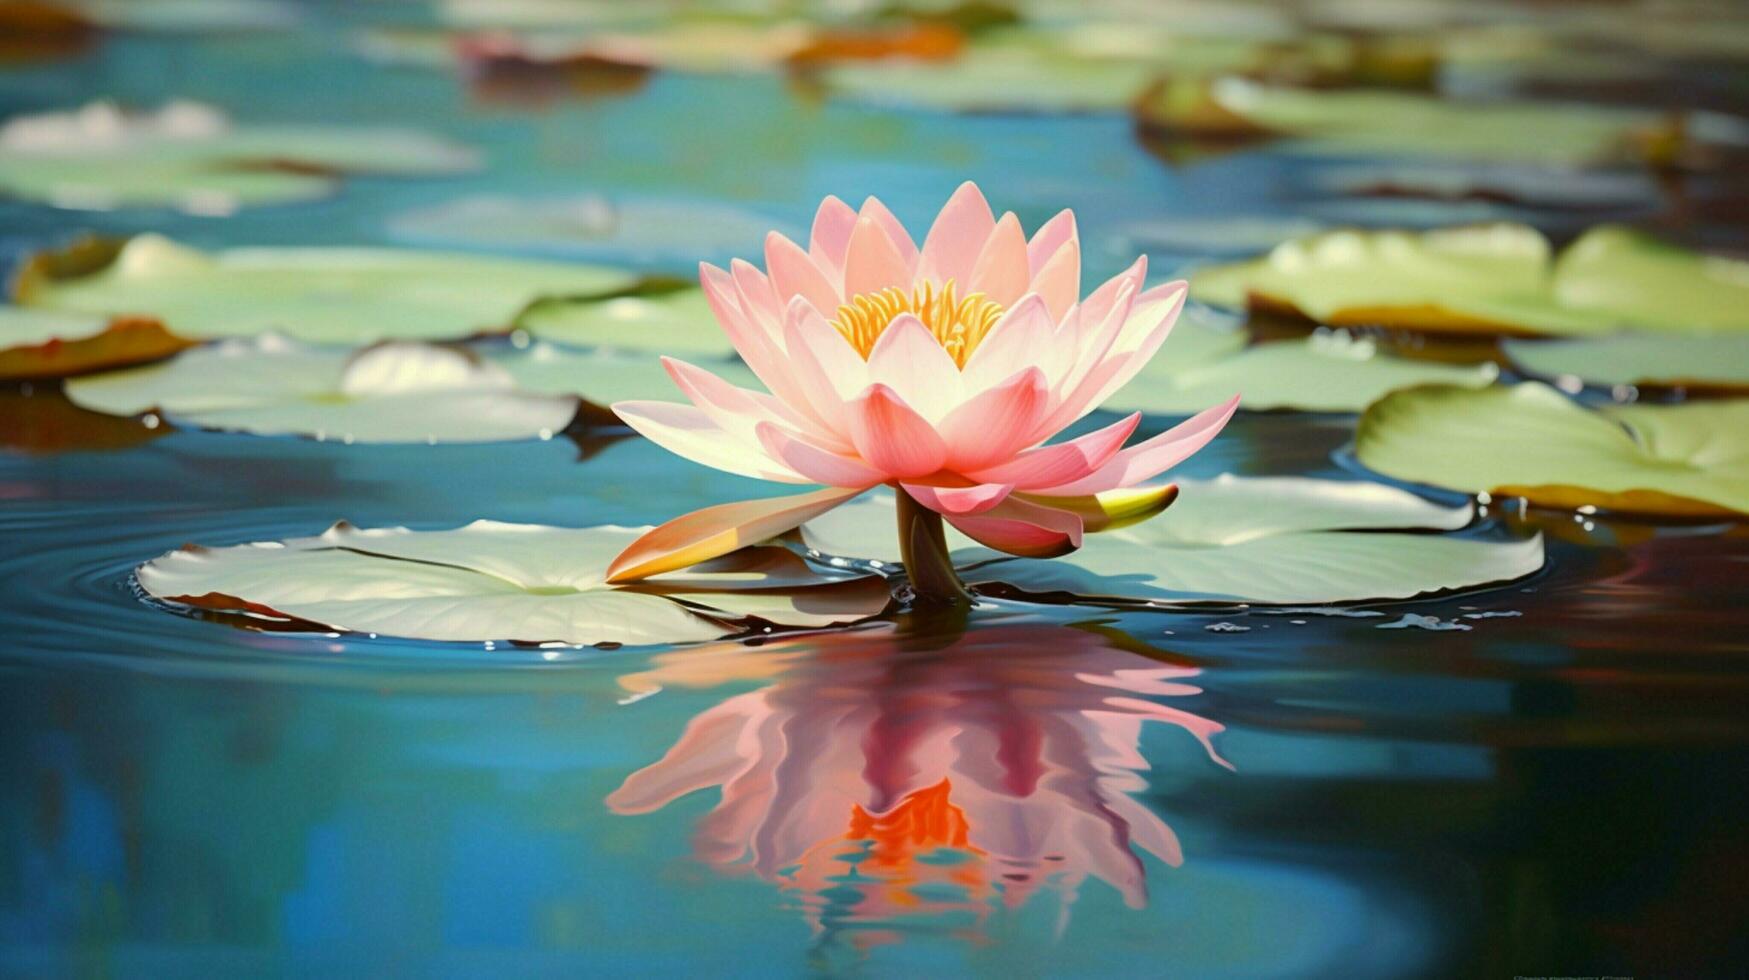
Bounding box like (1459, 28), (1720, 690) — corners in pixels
(608, 182), (1238, 599)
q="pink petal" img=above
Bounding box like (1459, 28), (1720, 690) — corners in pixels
(613, 401), (806, 484)
(1030, 394), (1239, 496)
(1070, 282), (1189, 413)
(842, 213), (913, 299)
(808, 194), (858, 283)
(1030, 236), (1081, 321)
(702, 262), (830, 435)
(966, 412), (1140, 490)
(937, 367), (1049, 472)
(899, 482), (1013, 516)
(917, 181), (996, 286)
(729, 258), (783, 336)
(755, 422), (885, 488)
(959, 293), (1055, 394)
(765, 231), (841, 316)
(846, 383), (948, 479)
(968, 211), (1030, 308)
(779, 304), (865, 447)
(605, 485), (866, 582)
(946, 496), (1084, 558)
(1026, 209), (1077, 272)
(857, 196), (919, 267)
(864, 312), (961, 422)
(662, 356), (803, 438)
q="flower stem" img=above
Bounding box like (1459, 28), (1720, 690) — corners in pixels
(895, 488), (973, 606)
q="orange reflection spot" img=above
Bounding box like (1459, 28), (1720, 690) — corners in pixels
(846, 779), (974, 868)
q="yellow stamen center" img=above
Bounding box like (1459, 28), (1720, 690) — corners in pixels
(830, 279), (1004, 368)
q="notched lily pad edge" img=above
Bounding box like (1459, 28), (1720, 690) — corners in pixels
(134, 527), (898, 650)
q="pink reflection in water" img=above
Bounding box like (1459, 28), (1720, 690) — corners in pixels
(608, 623), (1232, 937)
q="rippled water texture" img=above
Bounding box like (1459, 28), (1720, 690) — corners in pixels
(3, 7), (1749, 978)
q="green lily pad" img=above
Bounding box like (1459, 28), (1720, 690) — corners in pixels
(18, 234), (636, 343)
(0, 101), (478, 212)
(801, 479), (1544, 604)
(1191, 224), (1749, 338)
(137, 521), (891, 646)
(1137, 76), (1694, 168)
(1356, 382), (1749, 518)
(64, 336), (581, 443)
(824, 48), (1157, 113)
(1504, 334), (1749, 393)
(0, 305), (193, 379)
(62, 335), (754, 442)
(1108, 322), (1497, 413)
(515, 286), (736, 357)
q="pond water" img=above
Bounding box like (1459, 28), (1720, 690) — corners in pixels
(2, 5), (1747, 978)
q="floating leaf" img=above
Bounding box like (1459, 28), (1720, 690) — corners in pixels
(1356, 382), (1749, 518)
(1505, 334), (1749, 393)
(138, 521), (890, 645)
(0, 101), (477, 212)
(515, 286), (736, 357)
(17, 234), (635, 343)
(801, 479), (1543, 604)
(62, 333), (758, 440)
(823, 47), (1157, 113)
(1137, 77), (1696, 168)
(387, 195), (793, 269)
(64, 336), (579, 443)
(1109, 323), (1496, 413)
(0, 305), (192, 379)
(1191, 224), (1749, 338)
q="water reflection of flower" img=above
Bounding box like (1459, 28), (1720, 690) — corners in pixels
(607, 623), (1233, 941)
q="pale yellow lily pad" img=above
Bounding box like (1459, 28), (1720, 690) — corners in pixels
(1109, 322), (1497, 413)
(1504, 334), (1749, 393)
(0, 101), (477, 212)
(17, 234), (636, 343)
(138, 521), (891, 646)
(1356, 382), (1749, 518)
(1191, 224), (1749, 338)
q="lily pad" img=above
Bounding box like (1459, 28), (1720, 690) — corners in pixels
(1108, 323), (1497, 413)
(1137, 76), (1697, 168)
(387, 194), (791, 268)
(822, 47), (1157, 113)
(0, 306), (192, 379)
(1356, 382), (1749, 518)
(1504, 334), (1749, 393)
(0, 101), (478, 212)
(514, 286), (736, 357)
(801, 479), (1544, 605)
(1191, 224), (1749, 338)
(17, 234), (636, 343)
(137, 521), (891, 646)
(62, 335), (746, 442)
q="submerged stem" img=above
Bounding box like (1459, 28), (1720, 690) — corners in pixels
(895, 488), (973, 606)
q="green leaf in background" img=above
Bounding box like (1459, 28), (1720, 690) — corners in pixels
(1356, 382), (1749, 518)
(137, 521), (891, 645)
(1191, 224), (1749, 338)
(65, 336), (581, 443)
(62, 334), (758, 442)
(1109, 323), (1497, 413)
(0, 101), (477, 212)
(516, 286), (736, 357)
(1505, 334), (1749, 393)
(1137, 77), (1696, 168)
(17, 234), (636, 343)
(801, 479), (1543, 605)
